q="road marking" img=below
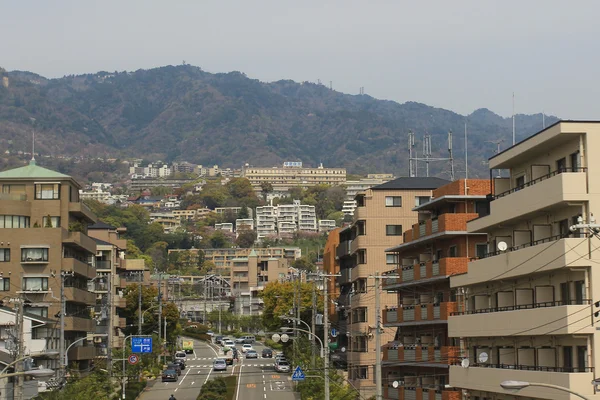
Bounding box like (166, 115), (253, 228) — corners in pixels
(234, 361), (243, 400)
(191, 381), (195, 385)
(264, 395), (266, 399)
(204, 368), (213, 384)
(247, 383), (256, 388)
(174, 388), (178, 392)
(178, 367), (191, 385)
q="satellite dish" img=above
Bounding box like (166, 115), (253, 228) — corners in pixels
(392, 381), (399, 388)
(478, 352), (489, 363)
(497, 241), (508, 251)
(461, 358), (470, 368)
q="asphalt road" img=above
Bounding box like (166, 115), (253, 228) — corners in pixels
(138, 337), (299, 400)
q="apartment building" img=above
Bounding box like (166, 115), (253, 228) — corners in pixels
(0, 160), (98, 370)
(215, 223), (233, 232)
(243, 162), (346, 196)
(319, 219), (337, 233)
(256, 206), (277, 239)
(149, 211), (181, 233)
(235, 219), (254, 232)
(215, 207), (253, 219)
(381, 179), (490, 400)
(336, 177), (448, 398)
(87, 222), (148, 355)
(449, 121), (600, 400)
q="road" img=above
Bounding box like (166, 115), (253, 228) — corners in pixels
(139, 337), (299, 400)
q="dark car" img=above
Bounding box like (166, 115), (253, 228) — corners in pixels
(173, 359), (186, 370)
(215, 335), (224, 345)
(262, 348), (273, 358)
(245, 350), (258, 359)
(162, 369), (178, 382)
(167, 363), (182, 375)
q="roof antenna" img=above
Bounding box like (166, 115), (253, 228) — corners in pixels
(30, 117), (36, 164)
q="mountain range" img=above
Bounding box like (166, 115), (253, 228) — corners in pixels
(0, 65), (557, 178)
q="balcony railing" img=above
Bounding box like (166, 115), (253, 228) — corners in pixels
(384, 345), (459, 365)
(384, 302), (456, 325)
(494, 167), (587, 199)
(0, 193), (27, 201)
(96, 260), (112, 270)
(382, 258), (469, 289)
(482, 234), (566, 258)
(451, 299), (592, 316)
(467, 362), (593, 373)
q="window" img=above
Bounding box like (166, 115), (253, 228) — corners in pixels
(0, 249), (9, 262)
(575, 280), (585, 305)
(2, 184), (25, 194)
(570, 151), (581, 170)
(357, 249), (367, 264)
(21, 248), (49, 263)
(0, 278), (9, 291)
(448, 245), (458, 257)
(385, 196), (402, 207)
(386, 225), (403, 236)
(0, 216), (30, 228)
(476, 244), (487, 259)
(352, 307), (368, 323)
(22, 277), (49, 291)
(557, 157), (567, 172)
(354, 366), (368, 379)
(42, 216), (60, 228)
(515, 175), (525, 188)
(563, 346), (573, 370)
(415, 196), (431, 206)
(29, 307), (49, 319)
(386, 254), (398, 265)
(35, 183), (60, 200)
(577, 346), (587, 371)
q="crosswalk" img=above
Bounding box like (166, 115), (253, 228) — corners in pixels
(186, 363), (276, 368)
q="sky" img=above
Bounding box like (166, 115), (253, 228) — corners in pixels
(1, 0), (599, 118)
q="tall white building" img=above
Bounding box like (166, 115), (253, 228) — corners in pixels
(256, 206), (278, 240)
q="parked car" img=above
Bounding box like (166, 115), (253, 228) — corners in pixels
(274, 360), (290, 373)
(166, 363), (182, 376)
(162, 369), (178, 382)
(213, 359), (227, 371)
(245, 350), (258, 359)
(173, 359), (186, 370)
(262, 348), (273, 358)
(241, 344), (253, 353)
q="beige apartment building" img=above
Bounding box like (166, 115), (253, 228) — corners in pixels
(242, 162), (346, 195)
(88, 222), (148, 354)
(449, 121), (600, 400)
(0, 160), (98, 370)
(381, 179), (490, 400)
(335, 177), (448, 398)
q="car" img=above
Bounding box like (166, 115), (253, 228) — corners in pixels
(166, 363), (182, 376)
(213, 359), (227, 371)
(275, 353), (286, 362)
(173, 359), (186, 370)
(241, 344), (253, 353)
(262, 348), (273, 358)
(162, 369), (178, 382)
(274, 360), (290, 373)
(215, 335), (224, 345)
(242, 336), (256, 344)
(245, 350), (258, 359)
(175, 351), (187, 362)
(207, 330), (214, 336)
(224, 340), (235, 348)
(234, 337), (245, 344)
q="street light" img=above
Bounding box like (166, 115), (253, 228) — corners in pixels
(500, 380), (591, 400)
(141, 304), (159, 324)
(0, 368), (55, 379)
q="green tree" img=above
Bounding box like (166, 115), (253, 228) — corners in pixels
(237, 205), (250, 219)
(260, 181), (273, 202)
(235, 229), (257, 248)
(259, 281), (323, 331)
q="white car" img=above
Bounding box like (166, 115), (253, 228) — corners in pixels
(224, 340), (235, 348)
(241, 344), (253, 353)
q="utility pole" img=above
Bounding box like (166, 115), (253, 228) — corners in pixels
(157, 273), (162, 364)
(323, 274), (330, 400)
(138, 272), (142, 335)
(14, 298), (24, 400)
(107, 273), (113, 383)
(59, 271), (73, 379)
(218, 275), (222, 334)
(374, 274), (382, 400)
(311, 279), (317, 367)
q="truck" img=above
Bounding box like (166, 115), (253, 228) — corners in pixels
(182, 340), (194, 354)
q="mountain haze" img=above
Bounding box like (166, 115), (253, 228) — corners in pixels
(0, 65), (557, 178)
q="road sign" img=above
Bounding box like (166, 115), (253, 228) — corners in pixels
(131, 337), (152, 353)
(291, 366), (305, 381)
(330, 328), (338, 338)
(128, 354), (139, 365)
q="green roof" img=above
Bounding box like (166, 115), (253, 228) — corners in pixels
(0, 160), (72, 180)
(249, 249), (258, 257)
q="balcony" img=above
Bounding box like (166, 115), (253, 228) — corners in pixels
(64, 316), (94, 332)
(67, 345), (97, 360)
(118, 318), (126, 329)
(114, 297), (127, 308)
(95, 260), (112, 271)
(383, 344), (459, 366)
(384, 386), (461, 400)
(469, 169), (587, 232)
(337, 240), (352, 259)
(449, 365), (595, 400)
(383, 302), (456, 326)
(449, 301), (593, 337)
(451, 238), (593, 287)
(383, 258), (469, 290)
(62, 230), (97, 254)
(350, 235), (367, 255)
(409, 213), (479, 242)
(68, 202), (97, 223)
(64, 287), (95, 305)
(339, 268), (352, 285)
(63, 257), (95, 279)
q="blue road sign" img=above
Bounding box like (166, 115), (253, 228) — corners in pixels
(330, 328), (338, 338)
(131, 337), (153, 353)
(292, 366), (305, 381)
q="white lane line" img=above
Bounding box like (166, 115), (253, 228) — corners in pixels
(264, 395), (266, 399)
(178, 367), (191, 386)
(204, 368), (213, 384)
(174, 388), (178, 392)
(191, 381), (195, 385)
(235, 361), (243, 400)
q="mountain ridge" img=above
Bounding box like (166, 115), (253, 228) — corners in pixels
(0, 65), (558, 178)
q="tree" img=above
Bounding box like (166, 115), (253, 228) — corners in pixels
(237, 205), (250, 219)
(259, 281), (323, 331)
(235, 229), (257, 248)
(260, 181), (273, 202)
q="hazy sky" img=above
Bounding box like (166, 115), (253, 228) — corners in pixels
(2, 0), (599, 118)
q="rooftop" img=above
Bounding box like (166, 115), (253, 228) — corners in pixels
(0, 159), (72, 180)
(88, 221), (117, 230)
(370, 177), (449, 191)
